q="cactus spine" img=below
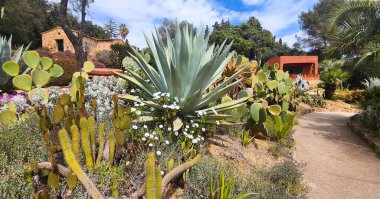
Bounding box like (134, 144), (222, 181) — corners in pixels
(80, 117), (94, 170)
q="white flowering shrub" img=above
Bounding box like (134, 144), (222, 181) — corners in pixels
(85, 76), (128, 119)
(125, 92), (219, 158)
(362, 77), (380, 90)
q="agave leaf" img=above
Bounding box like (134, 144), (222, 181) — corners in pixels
(195, 79), (243, 111)
(201, 97), (248, 113)
(115, 71), (157, 96)
(129, 46), (167, 92)
(198, 65), (248, 106)
(151, 29), (172, 91)
(182, 89), (202, 113)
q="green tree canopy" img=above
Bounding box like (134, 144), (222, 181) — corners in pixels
(103, 19), (119, 39)
(157, 18), (194, 45)
(298, 0), (344, 51)
(0, 0), (48, 48)
(209, 17), (303, 63)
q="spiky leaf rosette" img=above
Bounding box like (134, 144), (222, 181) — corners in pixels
(116, 24), (248, 123)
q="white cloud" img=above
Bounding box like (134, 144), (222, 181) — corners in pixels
(48, 0), (318, 48)
(280, 30), (302, 46)
(241, 0), (265, 5)
(86, 0), (235, 47)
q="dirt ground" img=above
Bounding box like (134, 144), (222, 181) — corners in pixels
(207, 134), (285, 174)
(294, 112), (380, 199)
(299, 99), (360, 113)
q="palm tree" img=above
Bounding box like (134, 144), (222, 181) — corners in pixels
(320, 59), (349, 99)
(119, 24), (129, 42)
(326, 0), (380, 68)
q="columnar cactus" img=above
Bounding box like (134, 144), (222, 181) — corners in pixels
(145, 152), (162, 199)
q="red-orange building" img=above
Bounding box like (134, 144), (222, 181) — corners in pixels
(267, 56), (319, 80)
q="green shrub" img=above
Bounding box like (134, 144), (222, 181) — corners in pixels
(0, 113), (48, 198)
(332, 89), (365, 104)
(110, 43), (128, 69)
(95, 50), (112, 67)
(265, 113), (297, 141)
(184, 156), (309, 199)
(37, 50), (78, 86)
(301, 92), (325, 108)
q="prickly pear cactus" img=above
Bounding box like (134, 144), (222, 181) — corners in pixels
(0, 35), (29, 91)
(2, 51), (64, 92)
(246, 63), (297, 136)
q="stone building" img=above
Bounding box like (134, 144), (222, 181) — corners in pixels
(41, 26), (123, 57)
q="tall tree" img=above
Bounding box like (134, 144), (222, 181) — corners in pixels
(204, 25), (209, 36)
(157, 18), (194, 45)
(103, 19), (119, 39)
(47, 3), (107, 39)
(298, 0), (344, 51)
(327, 0), (380, 84)
(59, 0), (93, 70)
(0, 0), (49, 48)
(326, 0), (380, 68)
(119, 23), (129, 42)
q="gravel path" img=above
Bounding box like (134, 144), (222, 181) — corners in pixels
(294, 112), (380, 199)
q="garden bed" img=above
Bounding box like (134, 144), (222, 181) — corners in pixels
(347, 114), (380, 156)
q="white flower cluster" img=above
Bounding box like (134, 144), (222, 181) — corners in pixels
(46, 86), (69, 107)
(0, 93), (30, 113)
(85, 76), (127, 119)
(152, 92), (181, 110)
(30, 89), (47, 105)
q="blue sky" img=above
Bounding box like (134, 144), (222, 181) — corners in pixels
(50, 0), (319, 48)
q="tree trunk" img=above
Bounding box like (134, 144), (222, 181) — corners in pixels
(59, 0), (87, 71)
(324, 83), (337, 99)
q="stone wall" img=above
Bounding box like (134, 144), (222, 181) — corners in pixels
(42, 27), (75, 53)
(42, 27), (123, 57)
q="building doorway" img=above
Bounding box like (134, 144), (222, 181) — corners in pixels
(283, 64), (303, 75)
(56, 39), (64, 52)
